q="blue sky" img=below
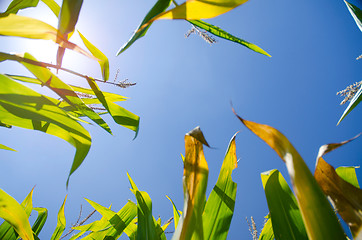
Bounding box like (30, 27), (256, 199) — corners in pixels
(1, 0), (362, 239)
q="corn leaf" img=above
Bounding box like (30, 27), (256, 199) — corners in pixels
(84, 199), (137, 239)
(166, 195), (180, 230)
(337, 85), (362, 125)
(0, 14), (96, 60)
(345, 1), (362, 32)
(145, 0), (249, 28)
(336, 166), (360, 188)
(202, 133), (238, 240)
(78, 31), (109, 81)
(123, 218), (138, 240)
(50, 195), (67, 240)
(261, 169), (307, 240)
(86, 77), (139, 133)
(41, 0), (60, 16)
(314, 134), (362, 238)
(188, 19), (271, 57)
(0, 187), (34, 240)
(0, 188), (34, 240)
(172, 127), (209, 240)
(0, 74), (92, 186)
(258, 214), (274, 240)
(32, 207), (48, 236)
(127, 173), (158, 240)
(0, 0), (39, 17)
(233, 110), (346, 240)
(116, 0), (171, 55)
(0, 144), (16, 151)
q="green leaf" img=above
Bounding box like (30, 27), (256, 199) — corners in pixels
(258, 214), (274, 240)
(0, 0), (39, 17)
(172, 127), (209, 240)
(261, 170), (307, 240)
(166, 195), (180, 230)
(233, 110), (346, 240)
(116, 0), (171, 55)
(84, 199), (137, 239)
(40, 0), (60, 16)
(127, 173), (158, 240)
(336, 166), (360, 188)
(32, 207), (48, 236)
(344, 1), (362, 32)
(188, 19), (271, 57)
(50, 195), (67, 240)
(315, 135), (362, 238)
(202, 133), (238, 240)
(78, 31), (109, 81)
(86, 77), (140, 134)
(0, 188), (34, 240)
(0, 187), (34, 240)
(0, 14), (96, 60)
(337, 84), (362, 125)
(0, 74), (91, 187)
(0, 143), (16, 151)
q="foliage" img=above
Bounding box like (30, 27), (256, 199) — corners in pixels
(0, 127), (238, 240)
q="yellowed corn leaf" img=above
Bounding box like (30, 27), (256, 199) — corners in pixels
(314, 134), (362, 238)
(0, 14), (97, 61)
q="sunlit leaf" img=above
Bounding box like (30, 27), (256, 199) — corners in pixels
(261, 169), (307, 240)
(56, 0), (83, 67)
(143, 0), (249, 31)
(188, 20), (271, 57)
(78, 31), (109, 81)
(258, 214), (274, 240)
(127, 173), (158, 240)
(123, 218), (138, 240)
(41, 0), (60, 16)
(0, 0), (39, 17)
(314, 134), (362, 238)
(337, 85), (362, 125)
(0, 74), (92, 186)
(233, 110), (346, 239)
(0, 187), (34, 240)
(336, 166), (360, 188)
(0, 188), (34, 240)
(86, 77), (139, 134)
(166, 195), (180, 230)
(84, 199), (137, 239)
(172, 127), (209, 240)
(0, 14), (96, 60)
(116, 0), (171, 55)
(32, 207), (48, 236)
(344, 1), (362, 32)
(50, 195), (67, 240)
(202, 133), (238, 240)
(0, 143), (16, 151)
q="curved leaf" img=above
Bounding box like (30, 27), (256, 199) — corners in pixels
(344, 1), (362, 32)
(258, 214), (274, 240)
(0, 188), (34, 240)
(188, 19), (271, 57)
(116, 0), (171, 55)
(41, 0), (60, 16)
(202, 133), (238, 240)
(172, 127), (209, 240)
(0, 14), (96, 60)
(337, 84), (362, 125)
(315, 134), (362, 238)
(78, 31), (109, 81)
(233, 110), (346, 240)
(127, 173), (157, 240)
(32, 207), (48, 236)
(0, 74), (91, 186)
(50, 195), (67, 240)
(261, 170), (307, 240)
(0, 0), (39, 17)
(336, 166), (360, 188)
(166, 195), (180, 230)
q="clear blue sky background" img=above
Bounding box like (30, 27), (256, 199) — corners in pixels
(1, 0), (362, 239)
